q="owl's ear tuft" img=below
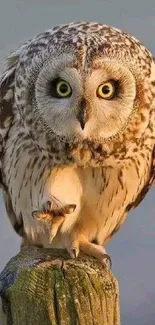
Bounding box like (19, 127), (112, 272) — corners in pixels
(0, 50), (20, 90)
(0, 40), (30, 98)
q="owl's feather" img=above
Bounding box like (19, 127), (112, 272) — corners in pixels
(0, 59), (16, 181)
(0, 43), (31, 235)
(0, 43), (27, 173)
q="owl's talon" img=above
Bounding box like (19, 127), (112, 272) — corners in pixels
(49, 230), (57, 243)
(32, 211), (40, 219)
(49, 217), (65, 243)
(67, 242), (79, 259)
(49, 234), (55, 244)
(70, 247), (79, 259)
(63, 204), (76, 214)
(46, 200), (52, 211)
(102, 254), (112, 268)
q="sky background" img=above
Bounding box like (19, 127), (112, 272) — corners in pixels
(0, 0), (155, 324)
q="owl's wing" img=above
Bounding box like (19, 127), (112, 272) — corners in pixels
(0, 43), (30, 186)
(0, 53), (19, 186)
(0, 61), (17, 183)
(0, 45), (32, 239)
(151, 146), (155, 186)
(152, 57), (155, 185)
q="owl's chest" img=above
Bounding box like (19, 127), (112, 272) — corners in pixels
(43, 157), (150, 248)
(48, 158), (148, 244)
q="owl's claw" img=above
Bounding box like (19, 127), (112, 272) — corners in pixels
(69, 247), (79, 259)
(48, 215), (66, 243)
(32, 200), (76, 242)
(66, 238), (80, 259)
(60, 203), (76, 215)
(102, 254), (112, 268)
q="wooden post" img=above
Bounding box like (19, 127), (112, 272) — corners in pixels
(0, 247), (120, 325)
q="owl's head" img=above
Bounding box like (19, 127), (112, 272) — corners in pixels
(9, 23), (155, 145)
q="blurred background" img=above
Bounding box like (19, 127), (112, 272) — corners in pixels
(0, 1), (155, 324)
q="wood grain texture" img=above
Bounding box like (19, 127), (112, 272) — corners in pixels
(0, 247), (120, 325)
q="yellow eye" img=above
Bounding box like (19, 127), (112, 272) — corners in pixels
(56, 80), (72, 98)
(97, 81), (116, 99)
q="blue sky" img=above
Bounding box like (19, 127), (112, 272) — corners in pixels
(0, 1), (155, 324)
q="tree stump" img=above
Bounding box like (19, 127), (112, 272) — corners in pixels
(0, 246), (120, 325)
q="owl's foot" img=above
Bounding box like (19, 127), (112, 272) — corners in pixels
(32, 200), (76, 242)
(67, 237), (112, 268)
(80, 241), (111, 268)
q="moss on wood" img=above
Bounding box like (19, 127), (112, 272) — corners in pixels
(0, 247), (120, 325)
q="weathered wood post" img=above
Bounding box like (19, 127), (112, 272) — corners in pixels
(0, 246), (120, 325)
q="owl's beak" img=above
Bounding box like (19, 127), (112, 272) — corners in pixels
(77, 98), (88, 130)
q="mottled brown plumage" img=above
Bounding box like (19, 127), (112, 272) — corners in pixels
(0, 22), (155, 263)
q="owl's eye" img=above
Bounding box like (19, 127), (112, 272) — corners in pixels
(53, 79), (72, 98)
(97, 80), (116, 99)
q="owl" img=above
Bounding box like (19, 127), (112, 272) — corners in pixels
(0, 22), (155, 264)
